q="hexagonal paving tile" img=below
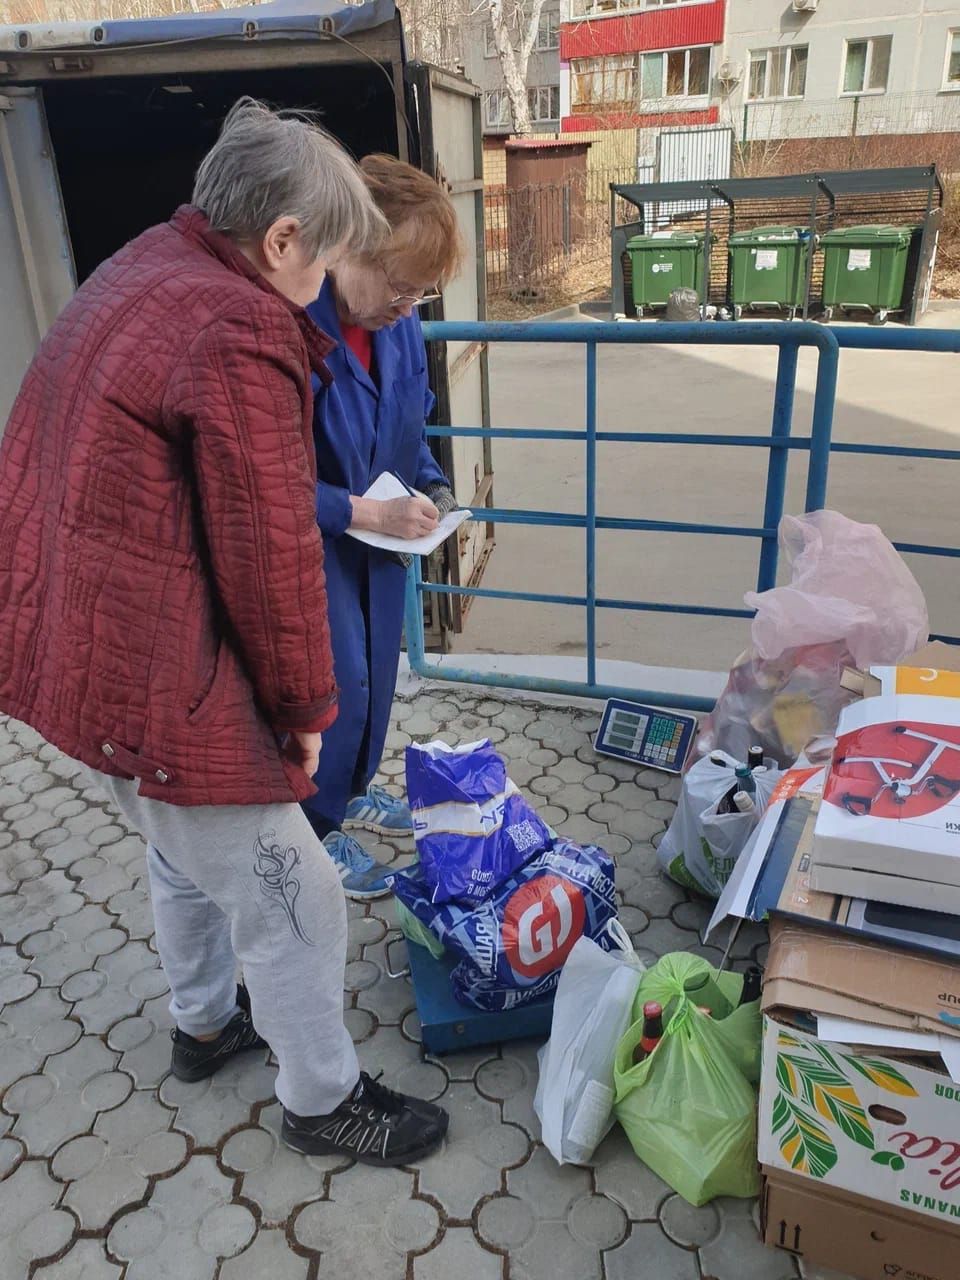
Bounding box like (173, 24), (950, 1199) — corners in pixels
(159, 1052), (276, 1147)
(108, 1154), (256, 1280)
(0, 984), (79, 1090)
(0, 1156), (77, 1275)
(4, 1033), (130, 1156)
(220, 1227), (311, 1280)
(294, 1164), (438, 1278)
(413, 1227), (503, 1280)
(222, 1104), (349, 1224)
(413, 1084), (530, 1219)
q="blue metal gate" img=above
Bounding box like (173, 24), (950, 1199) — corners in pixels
(406, 321), (960, 713)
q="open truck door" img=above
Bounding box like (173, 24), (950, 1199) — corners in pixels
(0, 0), (492, 649)
(0, 89), (75, 426)
(406, 63), (492, 646)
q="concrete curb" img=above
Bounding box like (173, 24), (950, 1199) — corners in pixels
(524, 302), (598, 324)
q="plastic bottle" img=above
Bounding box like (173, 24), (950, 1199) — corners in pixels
(747, 745), (764, 770)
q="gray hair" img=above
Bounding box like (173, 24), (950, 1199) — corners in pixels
(192, 97), (387, 259)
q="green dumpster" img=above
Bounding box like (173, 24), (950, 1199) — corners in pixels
(820, 224), (917, 325)
(626, 230), (708, 318)
(727, 225), (813, 320)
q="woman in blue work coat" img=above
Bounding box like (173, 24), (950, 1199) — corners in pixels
(303, 154), (463, 900)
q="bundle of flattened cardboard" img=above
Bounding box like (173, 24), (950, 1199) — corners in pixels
(711, 644), (960, 1280)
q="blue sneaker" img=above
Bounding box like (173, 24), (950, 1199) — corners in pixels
(343, 784), (414, 838)
(323, 831), (394, 901)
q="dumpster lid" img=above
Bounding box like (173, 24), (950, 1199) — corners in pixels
(729, 224), (805, 244)
(821, 224), (917, 244)
(626, 230), (704, 248)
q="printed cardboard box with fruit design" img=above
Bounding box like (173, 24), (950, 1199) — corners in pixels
(758, 1018), (960, 1227)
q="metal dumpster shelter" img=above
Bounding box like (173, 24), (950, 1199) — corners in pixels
(610, 165), (943, 325)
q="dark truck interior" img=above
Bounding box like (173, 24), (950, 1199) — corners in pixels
(41, 64), (401, 282)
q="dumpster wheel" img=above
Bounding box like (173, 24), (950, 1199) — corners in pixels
(873, 310), (889, 326)
(822, 306), (834, 323)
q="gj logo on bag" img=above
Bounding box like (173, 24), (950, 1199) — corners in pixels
(502, 876), (586, 978)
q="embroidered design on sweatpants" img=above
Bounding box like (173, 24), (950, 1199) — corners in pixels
(253, 832), (314, 945)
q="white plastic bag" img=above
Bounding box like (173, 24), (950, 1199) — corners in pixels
(744, 510), (927, 667)
(693, 512), (928, 767)
(535, 921), (644, 1166)
(658, 751), (782, 898)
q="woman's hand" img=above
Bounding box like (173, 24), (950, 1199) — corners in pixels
(284, 730), (322, 778)
(350, 494), (439, 540)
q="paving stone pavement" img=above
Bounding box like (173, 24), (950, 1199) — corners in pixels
(0, 689), (820, 1280)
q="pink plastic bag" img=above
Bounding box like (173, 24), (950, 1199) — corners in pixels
(693, 512), (928, 768)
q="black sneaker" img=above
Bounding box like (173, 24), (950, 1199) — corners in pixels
(170, 984), (268, 1083)
(281, 1071), (448, 1166)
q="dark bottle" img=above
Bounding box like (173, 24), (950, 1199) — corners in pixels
(633, 1001), (664, 1064)
(748, 745), (765, 770)
(740, 965), (762, 1006)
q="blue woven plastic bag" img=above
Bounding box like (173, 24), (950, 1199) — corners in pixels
(406, 739), (552, 906)
(391, 838), (619, 1011)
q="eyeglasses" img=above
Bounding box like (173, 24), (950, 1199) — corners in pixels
(378, 261), (441, 309)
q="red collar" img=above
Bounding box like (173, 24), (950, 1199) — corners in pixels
(170, 205), (335, 384)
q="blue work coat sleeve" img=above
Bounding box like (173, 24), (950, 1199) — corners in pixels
(315, 480), (354, 537)
(414, 382), (448, 492)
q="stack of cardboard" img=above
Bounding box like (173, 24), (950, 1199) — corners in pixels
(811, 661), (960, 911)
(711, 644), (960, 1279)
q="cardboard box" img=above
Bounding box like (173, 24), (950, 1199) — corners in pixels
(761, 1166), (960, 1280)
(764, 918), (960, 1039)
(758, 1016), (960, 1226)
(812, 694), (960, 908)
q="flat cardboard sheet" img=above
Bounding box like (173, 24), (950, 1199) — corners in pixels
(764, 918), (960, 1039)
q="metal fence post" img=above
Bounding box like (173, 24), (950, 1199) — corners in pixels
(756, 342), (798, 591)
(585, 341), (598, 688)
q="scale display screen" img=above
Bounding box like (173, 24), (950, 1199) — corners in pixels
(594, 699), (697, 774)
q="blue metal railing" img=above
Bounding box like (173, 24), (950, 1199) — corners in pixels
(405, 320), (960, 712)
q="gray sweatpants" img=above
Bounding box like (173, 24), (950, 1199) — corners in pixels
(94, 771), (359, 1117)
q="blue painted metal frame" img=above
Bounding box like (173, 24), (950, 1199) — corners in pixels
(406, 320), (960, 713)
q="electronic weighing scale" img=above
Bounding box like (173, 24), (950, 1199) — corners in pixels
(594, 699), (698, 774)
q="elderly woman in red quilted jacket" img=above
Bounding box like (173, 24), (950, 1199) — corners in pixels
(0, 98), (448, 1167)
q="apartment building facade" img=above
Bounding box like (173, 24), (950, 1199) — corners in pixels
(556, 0), (960, 134)
(461, 2), (564, 135)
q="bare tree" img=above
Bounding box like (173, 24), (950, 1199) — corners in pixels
(0, 0), (229, 22)
(397, 0), (466, 71)
(483, 0), (546, 135)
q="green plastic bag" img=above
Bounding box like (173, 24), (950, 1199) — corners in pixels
(394, 898), (445, 960)
(613, 952), (761, 1206)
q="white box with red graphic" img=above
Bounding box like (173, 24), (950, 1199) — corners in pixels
(812, 695), (960, 911)
(758, 1017), (960, 1228)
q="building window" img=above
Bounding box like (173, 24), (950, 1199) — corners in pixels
(535, 11), (559, 51)
(483, 90), (512, 128)
(528, 84), (561, 121)
(571, 54), (639, 109)
(571, 0), (708, 17)
(843, 35), (892, 95)
(945, 30), (960, 89)
(485, 26), (497, 58)
(640, 45), (711, 100)
(748, 46), (808, 100)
